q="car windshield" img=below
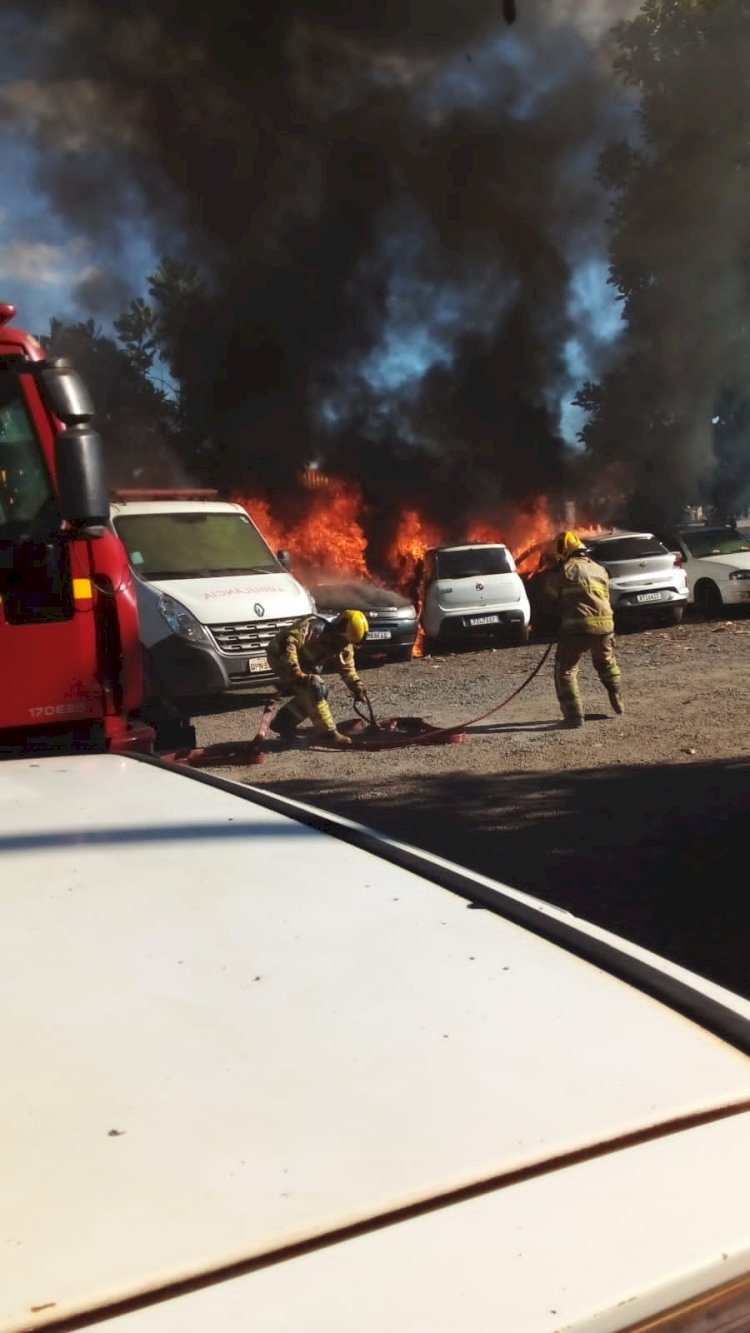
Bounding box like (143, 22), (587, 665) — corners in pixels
(679, 529), (750, 558)
(587, 536), (667, 562)
(435, 547), (513, 579)
(113, 512), (280, 579)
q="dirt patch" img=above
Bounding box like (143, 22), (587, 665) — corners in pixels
(193, 614), (750, 993)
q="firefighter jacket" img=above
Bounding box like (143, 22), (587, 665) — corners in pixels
(543, 554), (614, 637)
(267, 615), (362, 690)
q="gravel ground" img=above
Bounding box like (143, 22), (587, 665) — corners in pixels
(189, 612), (750, 995)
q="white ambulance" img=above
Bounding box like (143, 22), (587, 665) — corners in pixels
(109, 491), (314, 697)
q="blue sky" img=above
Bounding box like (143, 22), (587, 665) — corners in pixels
(0, 135), (158, 341)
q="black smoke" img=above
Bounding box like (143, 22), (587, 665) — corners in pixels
(0, 0), (638, 535)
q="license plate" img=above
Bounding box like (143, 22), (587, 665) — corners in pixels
(366, 630), (392, 640)
(248, 656), (270, 673)
(636, 592), (663, 604)
(468, 614), (499, 626)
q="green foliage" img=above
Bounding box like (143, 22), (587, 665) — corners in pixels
(580, 0), (750, 522)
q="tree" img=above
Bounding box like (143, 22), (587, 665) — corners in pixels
(43, 318), (181, 489)
(578, 0), (750, 526)
(115, 257), (219, 477)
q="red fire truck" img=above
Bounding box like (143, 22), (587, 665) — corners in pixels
(0, 301), (165, 755)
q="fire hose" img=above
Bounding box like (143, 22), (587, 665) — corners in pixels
(160, 643), (554, 767)
(345, 642), (554, 751)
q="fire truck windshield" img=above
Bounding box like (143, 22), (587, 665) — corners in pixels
(0, 376), (57, 537)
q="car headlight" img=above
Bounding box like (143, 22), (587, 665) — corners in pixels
(395, 605), (418, 619)
(728, 570), (750, 580)
(157, 593), (209, 644)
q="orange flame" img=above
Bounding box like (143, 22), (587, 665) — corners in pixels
(292, 479), (369, 577)
(236, 480), (369, 579)
(238, 496), (287, 555)
(235, 481), (605, 661)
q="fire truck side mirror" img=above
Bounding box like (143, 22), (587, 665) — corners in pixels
(38, 359), (96, 425)
(55, 425), (110, 533)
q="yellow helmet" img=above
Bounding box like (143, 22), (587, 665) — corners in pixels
(331, 609), (369, 644)
(555, 530), (584, 561)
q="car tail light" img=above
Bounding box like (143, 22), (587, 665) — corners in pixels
(672, 553), (684, 568)
(624, 1270), (750, 1330)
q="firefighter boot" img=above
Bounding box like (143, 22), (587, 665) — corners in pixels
(560, 713), (584, 730)
(607, 688), (624, 716)
(311, 696), (352, 747)
(318, 730), (352, 748)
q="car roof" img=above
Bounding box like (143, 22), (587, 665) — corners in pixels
(583, 529), (657, 543)
(677, 523), (740, 533)
(110, 500), (244, 517)
(429, 542), (511, 554)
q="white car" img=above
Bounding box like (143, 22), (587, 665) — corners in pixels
(582, 530), (689, 627)
(110, 492), (315, 696)
(421, 542), (531, 649)
(4, 752), (750, 1330)
(664, 524), (750, 614)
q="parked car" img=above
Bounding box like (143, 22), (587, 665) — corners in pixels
(523, 530), (688, 635)
(661, 523), (750, 615)
(582, 530), (689, 627)
(110, 492), (315, 697)
(420, 542), (531, 650)
(308, 577), (419, 661)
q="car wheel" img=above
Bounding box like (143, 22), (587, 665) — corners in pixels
(694, 579), (723, 617)
(390, 644), (414, 663)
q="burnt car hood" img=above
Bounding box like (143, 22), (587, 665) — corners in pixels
(309, 579), (413, 612)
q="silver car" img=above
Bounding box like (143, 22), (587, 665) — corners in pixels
(582, 530), (689, 627)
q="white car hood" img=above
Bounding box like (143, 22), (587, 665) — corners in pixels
(145, 570), (311, 624)
(2, 756), (750, 1330)
(694, 550), (750, 572)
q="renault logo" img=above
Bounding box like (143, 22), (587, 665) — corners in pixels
(254, 603), (265, 617)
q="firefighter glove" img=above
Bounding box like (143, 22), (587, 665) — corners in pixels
(353, 683), (367, 704)
(306, 674), (329, 703)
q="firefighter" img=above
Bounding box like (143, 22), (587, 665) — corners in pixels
(267, 609), (370, 748)
(543, 531), (623, 729)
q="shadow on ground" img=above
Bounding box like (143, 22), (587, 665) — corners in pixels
(266, 756), (750, 997)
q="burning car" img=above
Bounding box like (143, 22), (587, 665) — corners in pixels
(307, 577), (419, 662)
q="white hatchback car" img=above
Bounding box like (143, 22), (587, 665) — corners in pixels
(420, 542), (531, 649)
(582, 530), (689, 627)
(664, 524), (750, 615)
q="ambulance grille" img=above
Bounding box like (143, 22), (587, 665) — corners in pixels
(208, 618), (296, 655)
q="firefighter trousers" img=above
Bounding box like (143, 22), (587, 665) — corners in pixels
(272, 670), (337, 735)
(554, 632), (621, 723)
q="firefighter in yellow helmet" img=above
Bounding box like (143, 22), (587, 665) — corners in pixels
(542, 531), (623, 729)
(267, 609), (369, 748)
